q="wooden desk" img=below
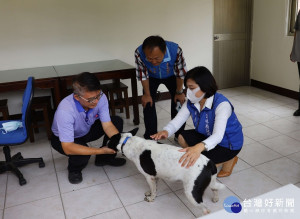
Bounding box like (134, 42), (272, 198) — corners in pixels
(54, 60), (140, 125)
(0, 66), (61, 108)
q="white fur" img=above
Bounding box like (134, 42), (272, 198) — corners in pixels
(117, 133), (225, 215)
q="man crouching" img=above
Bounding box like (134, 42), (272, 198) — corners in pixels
(51, 72), (125, 184)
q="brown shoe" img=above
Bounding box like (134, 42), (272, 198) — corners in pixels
(217, 156), (238, 178)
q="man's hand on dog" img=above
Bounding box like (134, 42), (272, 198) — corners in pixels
(178, 143), (205, 168)
(151, 130), (169, 140)
(100, 146), (117, 154)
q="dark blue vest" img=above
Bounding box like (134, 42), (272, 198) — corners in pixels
(137, 41), (178, 79)
(187, 93), (243, 150)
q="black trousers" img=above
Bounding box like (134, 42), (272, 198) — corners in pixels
(297, 62), (300, 109)
(180, 129), (241, 164)
(143, 75), (185, 139)
(51, 116), (123, 173)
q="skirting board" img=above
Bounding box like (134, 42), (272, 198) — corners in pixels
(251, 79), (298, 100)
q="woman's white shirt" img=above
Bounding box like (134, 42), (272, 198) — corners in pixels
(163, 95), (232, 151)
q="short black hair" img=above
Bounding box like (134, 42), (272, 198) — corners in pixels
(142, 35), (166, 53)
(184, 66), (218, 98)
(72, 72), (101, 95)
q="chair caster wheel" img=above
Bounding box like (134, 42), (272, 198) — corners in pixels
(19, 178), (27, 186)
(39, 161), (45, 168)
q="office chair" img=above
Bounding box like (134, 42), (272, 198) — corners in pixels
(0, 77), (45, 186)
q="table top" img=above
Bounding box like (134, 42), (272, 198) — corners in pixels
(0, 66), (58, 83)
(54, 59), (134, 77)
(0, 60), (135, 83)
(201, 184), (300, 219)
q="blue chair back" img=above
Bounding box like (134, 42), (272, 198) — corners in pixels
(0, 77), (34, 145)
(21, 77), (34, 136)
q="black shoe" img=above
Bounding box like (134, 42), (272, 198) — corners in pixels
(293, 109), (300, 116)
(68, 171), (82, 184)
(95, 158), (126, 167)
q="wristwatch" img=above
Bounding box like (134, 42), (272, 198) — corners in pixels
(176, 89), (184, 95)
(201, 142), (208, 151)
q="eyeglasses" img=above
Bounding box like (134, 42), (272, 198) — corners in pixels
(79, 91), (103, 103)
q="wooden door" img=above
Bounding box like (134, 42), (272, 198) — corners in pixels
(213, 0), (252, 89)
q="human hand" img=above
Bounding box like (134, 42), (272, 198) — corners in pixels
(174, 93), (186, 105)
(142, 94), (153, 108)
(178, 144), (204, 168)
(151, 130), (169, 140)
(100, 146), (117, 154)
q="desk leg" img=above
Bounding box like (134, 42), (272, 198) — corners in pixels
(131, 75), (140, 125)
(53, 80), (61, 108)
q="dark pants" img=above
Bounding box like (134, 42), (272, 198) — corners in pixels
(180, 129), (241, 164)
(143, 75), (185, 139)
(51, 116), (123, 173)
(297, 62), (300, 109)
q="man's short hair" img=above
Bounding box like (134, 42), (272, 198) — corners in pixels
(184, 66), (218, 99)
(142, 35), (167, 53)
(72, 72), (101, 96)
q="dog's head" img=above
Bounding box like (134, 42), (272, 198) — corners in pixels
(108, 128), (139, 151)
(107, 133), (121, 152)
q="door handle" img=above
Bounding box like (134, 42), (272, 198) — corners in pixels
(214, 35), (219, 41)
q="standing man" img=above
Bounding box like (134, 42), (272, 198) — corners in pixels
(135, 35), (187, 140)
(51, 72), (126, 184)
(291, 10), (300, 116)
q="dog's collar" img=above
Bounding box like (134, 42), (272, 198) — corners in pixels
(121, 136), (131, 156)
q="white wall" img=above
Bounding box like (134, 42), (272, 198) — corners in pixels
(0, 0), (213, 114)
(251, 0), (298, 91)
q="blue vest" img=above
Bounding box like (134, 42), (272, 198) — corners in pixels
(137, 41), (178, 79)
(187, 93), (243, 150)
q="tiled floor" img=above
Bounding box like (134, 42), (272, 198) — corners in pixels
(1, 86), (300, 219)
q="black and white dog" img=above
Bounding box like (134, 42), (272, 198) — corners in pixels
(108, 128), (225, 215)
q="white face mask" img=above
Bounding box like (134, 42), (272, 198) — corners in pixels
(187, 87), (205, 103)
(0, 121), (23, 134)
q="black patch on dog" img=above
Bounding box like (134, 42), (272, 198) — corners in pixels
(209, 160), (217, 175)
(192, 160), (215, 203)
(129, 127), (139, 136)
(107, 133), (121, 151)
(139, 150), (157, 176)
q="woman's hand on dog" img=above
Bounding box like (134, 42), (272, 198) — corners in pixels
(151, 130), (169, 140)
(178, 143), (205, 168)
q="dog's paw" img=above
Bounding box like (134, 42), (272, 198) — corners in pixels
(145, 191), (151, 197)
(212, 196), (219, 203)
(144, 196), (155, 202)
(202, 209), (210, 215)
